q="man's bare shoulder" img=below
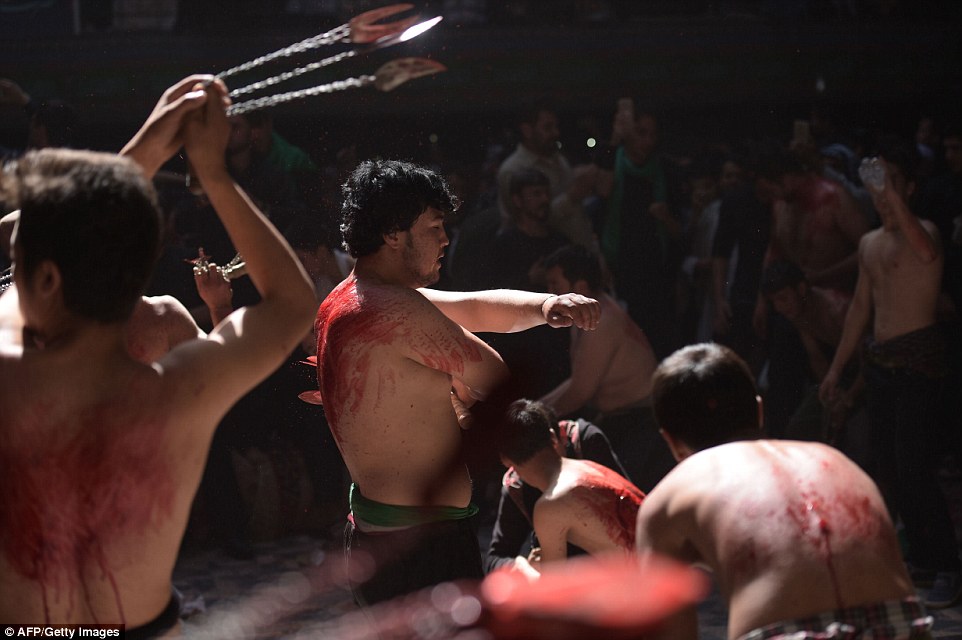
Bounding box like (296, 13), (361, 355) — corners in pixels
(349, 280), (438, 316)
(142, 294), (184, 314)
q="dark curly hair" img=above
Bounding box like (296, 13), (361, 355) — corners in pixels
(339, 159), (458, 258)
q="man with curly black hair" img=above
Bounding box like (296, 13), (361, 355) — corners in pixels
(315, 158), (601, 606)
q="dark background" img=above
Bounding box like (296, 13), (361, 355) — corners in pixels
(1, 0), (960, 164)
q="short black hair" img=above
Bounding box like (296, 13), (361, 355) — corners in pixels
(652, 343), (760, 452)
(508, 167), (550, 197)
(543, 244), (603, 292)
(760, 260), (806, 296)
(500, 398), (556, 465)
(15, 148), (161, 323)
(339, 159), (458, 258)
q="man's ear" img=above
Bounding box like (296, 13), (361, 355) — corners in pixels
(35, 260), (63, 299)
(659, 429), (691, 462)
(383, 230), (402, 250)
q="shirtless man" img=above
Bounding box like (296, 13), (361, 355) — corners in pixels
(765, 150), (869, 289)
(753, 150), (869, 337)
(486, 405), (627, 574)
(540, 244), (674, 491)
(636, 344), (930, 640)
(499, 399), (643, 572)
(761, 259), (855, 443)
(4, 212), (233, 392)
(0, 76), (316, 631)
(314, 159), (600, 607)
(820, 150), (960, 609)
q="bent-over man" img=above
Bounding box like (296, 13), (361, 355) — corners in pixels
(636, 343), (930, 640)
(498, 399), (643, 574)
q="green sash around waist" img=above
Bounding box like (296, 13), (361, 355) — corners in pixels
(349, 483), (479, 530)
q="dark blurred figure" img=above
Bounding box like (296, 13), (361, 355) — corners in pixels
(599, 99), (685, 360)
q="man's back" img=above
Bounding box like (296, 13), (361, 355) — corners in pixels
(0, 78), (317, 626)
(640, 440), (913, 638)
(0, 293), (214, 624)
(316, 275), (496, 508)
(578, 294), (656, 412)
(535, 458), (643, 560)
(861, 223), (942, 342)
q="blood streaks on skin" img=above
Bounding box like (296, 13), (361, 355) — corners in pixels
(315, 279), (482, 441)
(766, 450), (886, 611)
(0, 383), (174, 623)
(575, 461), (644, 551)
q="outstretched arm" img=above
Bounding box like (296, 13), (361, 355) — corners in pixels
(419, 288), (600, 334)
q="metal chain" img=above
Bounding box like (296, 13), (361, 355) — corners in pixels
(216, 23), (351, 81)
(227, 75), (375, 116)
(0, 266), (11, 293)
(228, 49), (358, 98)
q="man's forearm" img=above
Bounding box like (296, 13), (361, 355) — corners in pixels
(421, 288), (551, 333)
(828, 297), (869, 378)
(890, 194), (939, 262)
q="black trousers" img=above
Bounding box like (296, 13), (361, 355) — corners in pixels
(344, 517), (484, 607)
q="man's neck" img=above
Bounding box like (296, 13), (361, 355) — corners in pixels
(517, 449), (563, 491)
(354, 256), (414, 289)
(24, 312), (126, 355)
